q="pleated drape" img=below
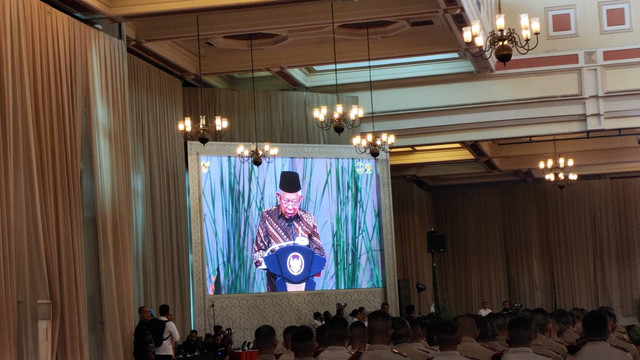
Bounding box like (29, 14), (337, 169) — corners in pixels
(128, 55), (191, 337)
(1, 0), (135, 357)
(393, 178), (640, 317)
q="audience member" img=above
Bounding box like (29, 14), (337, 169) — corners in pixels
(155, 304), (180, 360)
(568, 310), (631, 359)
(600, 307), (639, 360)
(456, 314), (496, 360)
(530, 308), (566, 359)
(133, 305), (155, 360)
(361, 310), (406, 360)
(179, 329), (203, 356)
(431, 319), (463, 359)
(291, 326), (316, 360)
(316, 317), (350, 360)
(311, 312), (325, 331)
(406, 305), (416, 317)
(324, 311), (334, 323)
(552, 309), (579, 345)
(479, 301), (493, 317)
(381, 303), (390, 314)
(482, 314), (508, 352)
(279, 325), (297, 360)
(391, 317), (430, 360)
(255, 325), (278, 360)
(315, 324), (329, 356)
(503, 316), (548, 359)
(492, 313), (510, 349)
(348, 321), (367, 353)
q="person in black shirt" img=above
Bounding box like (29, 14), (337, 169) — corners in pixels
(133, 306), (155, 360)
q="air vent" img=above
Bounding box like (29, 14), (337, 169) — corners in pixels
(410, 20), (434, 27)
(340, 20), (397, 29)
(223, 32), (279, 41)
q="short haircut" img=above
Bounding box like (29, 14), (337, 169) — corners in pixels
(349, 320), (367, 344)
(391, 317), (411, 344)
(291, 325), (315, 357)
(597, 306), (617, 322)
(138, 305), (148, 314)
(381, 302), (390, 309)
(551, 309), (571, 328)
(436, 320), (460, 348)
(531, 308), (550, 334)
(214, 325), (223, 333)
(316, 324), (329, 348)
(406, 305), (415, 315)
(455, 314), (478, 338)
(327, 316), (349, 345)
(190, 329), (198, 335)
(313, 312), (323, 319)
(254, 325), (277, 350)
(508, 316), (534, 347)
(368, 310), (392, 339)
(583, 310), (609, 339)
(283, 326), (298, 348)
(159, 304), (170, 316)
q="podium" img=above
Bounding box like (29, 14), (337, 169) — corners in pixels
(262, 244), (326, 292)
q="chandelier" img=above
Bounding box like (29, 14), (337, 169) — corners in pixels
(312, 2), (364, 135)
(462, 0), (540, 66)
(237, 36), (278, 167)
(538, 138), (578, 188)
(352, 23), (395, 158)
(178, 16), (229, 144)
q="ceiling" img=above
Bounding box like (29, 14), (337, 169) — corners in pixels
(48, 0), (640, 187)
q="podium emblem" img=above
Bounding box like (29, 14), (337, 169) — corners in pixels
(287, 252), (304, 275)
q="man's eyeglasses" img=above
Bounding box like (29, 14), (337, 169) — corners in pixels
(280, 198), (300, 207)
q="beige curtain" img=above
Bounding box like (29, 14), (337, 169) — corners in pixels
(129, 55), (191, 336)
(392, 180), (437, 315)
(87, 29), (136, 359)
(1, 0), (90, 358)
(1, 0), (136, 357)
(393, 178), (640, 317)
(183, 88), (360, 144)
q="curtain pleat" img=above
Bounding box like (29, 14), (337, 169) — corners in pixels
(87, 30), (135, 359)
(393, 179), (640, 317)
(128, 55), (191, 337)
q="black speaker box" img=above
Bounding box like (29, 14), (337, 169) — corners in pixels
(427, 230), (446, 253)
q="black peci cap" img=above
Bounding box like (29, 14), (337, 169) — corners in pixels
(279, 171), (301, 193)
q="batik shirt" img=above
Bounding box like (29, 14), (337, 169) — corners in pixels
(253, 206), (325, 267)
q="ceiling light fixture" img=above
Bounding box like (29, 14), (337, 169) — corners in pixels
(539, 137), (578, 189)
(236, 36), (278, 166)
(352, 23), (395, 158)
(312, 2), (363, 135)
(178, 16), (229, 144)
(462, 0), (540, 66)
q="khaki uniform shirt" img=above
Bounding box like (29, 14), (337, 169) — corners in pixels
(609, 334), (639, 360)
(409, 342), (439, 356)
(497, 335), (510, 349)
(361, 344), (408, 360)
(316, 346), (351, 360)
(538, 334), (567, 358)
(484, 340), (508, 352)
(567, 341), (631, 360)
(457, 337), (495, 360)
(530, 337), (562, 360)
(431, 350), (472, 359)
(393, 343), (431, 360)
(503, 347), (550, 360)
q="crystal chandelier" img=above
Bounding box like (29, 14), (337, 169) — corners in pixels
(312, 2), (364, 135)
(352, 23), (395, 158)
(462, 0), (540, 66)
(178, 16), (229, 144)
(539, 139), (578, 188)
(237, 36), (278, 167)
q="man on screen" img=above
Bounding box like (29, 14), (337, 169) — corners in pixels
(253, 171), (326, 292)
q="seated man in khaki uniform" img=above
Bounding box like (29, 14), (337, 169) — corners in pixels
(503, 316), (550, 360)
(361, 311), (407, 360)
(456, 314), (496, 360)
(568, 310), (631, 360)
